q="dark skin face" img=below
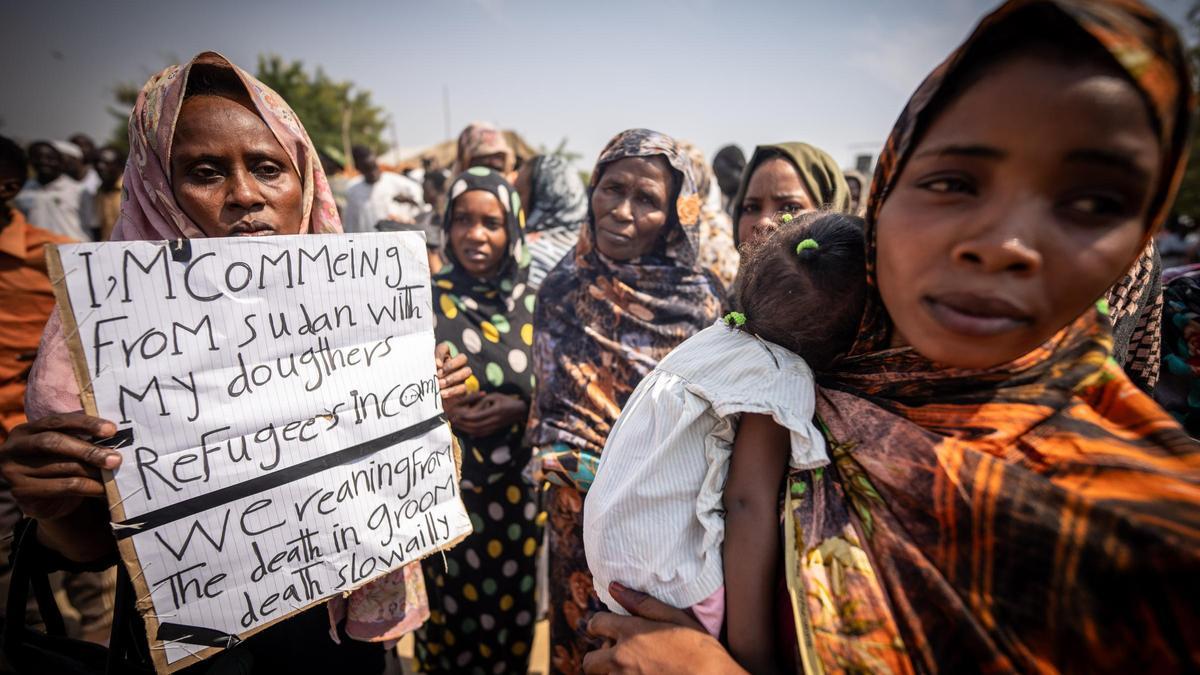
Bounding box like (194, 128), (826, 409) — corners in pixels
(737, 157), (816, 247)
(591, 156), (674, 261)
(170, 94), (304, 238)
(63, 154), (87, 181)
(846, 176), (862, 206)
(95, 148), (123, 190)
(69, 135), (97, 164)
(449, 189), (509, 279)
(0, 163), (24, 228)
(356, 151), (381, 184)
(28, 143), (63, 186)
(876, 54), (1160, 369)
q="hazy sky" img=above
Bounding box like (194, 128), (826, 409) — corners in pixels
(1, 0), (1191, 170)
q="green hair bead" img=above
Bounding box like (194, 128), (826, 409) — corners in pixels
(796, 238), (819, 254)
(1096, 298), (1110, 316)
(779, 213), (794, 224)
(724, 311), (746, 328)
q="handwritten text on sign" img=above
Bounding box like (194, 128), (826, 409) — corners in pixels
(55, 233), (470, 668)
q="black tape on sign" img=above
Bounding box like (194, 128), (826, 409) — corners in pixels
(93, 427), (135, 450)
(169, 238), (193, 263)
(156, 622), (242, 650)
(113, 413), (447, 539)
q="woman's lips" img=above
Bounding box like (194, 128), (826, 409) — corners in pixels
(596, 227), (633, 245)
(461, 247), (490, 262)
(922, 292), (1033, 338)
(230, 220), (276, 237)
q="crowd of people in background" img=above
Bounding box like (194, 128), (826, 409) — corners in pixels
(1, 0), (1199, 673)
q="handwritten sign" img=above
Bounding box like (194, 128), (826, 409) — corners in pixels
(48, 233), (471, 672)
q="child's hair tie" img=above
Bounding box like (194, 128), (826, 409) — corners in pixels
(779, 212), (794, 224)
(723, 311), (746, 328)
(796, 238), (819, 254)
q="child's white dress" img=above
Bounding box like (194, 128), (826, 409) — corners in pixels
(584, 321), (829, 619)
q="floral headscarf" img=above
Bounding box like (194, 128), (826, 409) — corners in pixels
(679, 139), (739, 291)
(25, 52), (425, 646)
(527, 129), (724, 491)
(454, 121), (515, 175)
(786, 2), (1199, 672)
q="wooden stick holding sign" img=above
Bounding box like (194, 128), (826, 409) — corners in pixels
(46, 232), (471, 673)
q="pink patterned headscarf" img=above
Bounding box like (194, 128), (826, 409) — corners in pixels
(454, 121), (515, 174)
(26, 52), (427, 644)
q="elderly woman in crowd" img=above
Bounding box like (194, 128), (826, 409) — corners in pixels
(584, 0), (1200, 672)
(527, 129), (724, 673)
(0, 53), (472, 674)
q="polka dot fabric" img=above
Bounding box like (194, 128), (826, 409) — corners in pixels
(416, 478), (541, 674)
(420, 168), (541, 672)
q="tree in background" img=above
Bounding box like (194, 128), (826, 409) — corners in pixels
(107, 55), (389, 162)
(254, 55), (389, 162)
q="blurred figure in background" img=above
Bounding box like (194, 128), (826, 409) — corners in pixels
(455, 121), (516, 180)
(342, 144), (424, 233)
(12, 140), (90, 241)
(0, 134), (86, 653)
(92, 145), (124, 241)
(68, 133), (101, 193)
(711, 144), (745, 217)
(317, 149), (349, 216)
(57, 140), (97, 239)
(843, 168), (869, 216)
(1159, 214), (1200, 269)
(514, 154), (587, 290)
(682, 140), (739, 291)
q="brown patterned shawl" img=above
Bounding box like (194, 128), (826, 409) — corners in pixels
(527, 129), (725, 492)
(787, 2), (1200, 673)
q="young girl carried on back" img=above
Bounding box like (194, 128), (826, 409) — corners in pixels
(584, 211), (868, 674)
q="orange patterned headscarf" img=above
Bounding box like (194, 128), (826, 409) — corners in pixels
(787, 2), (1200, 673)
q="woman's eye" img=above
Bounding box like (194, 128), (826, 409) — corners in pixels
(255, 163), (283, 178)
(1063, 194), (1126, 217)
(918, 175), (973, 194)
(190, 165), (222, 181)
(485, 218), (503, 229)
(742, 203), (759, 214)
(780, 203), (804, 215)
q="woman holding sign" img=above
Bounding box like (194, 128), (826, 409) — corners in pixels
(0, 53), (473, 673)
(419, 167), (540, 673)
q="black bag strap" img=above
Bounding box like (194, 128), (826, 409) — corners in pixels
(3, 518), (68, 647)
(2, 519), (154, 675)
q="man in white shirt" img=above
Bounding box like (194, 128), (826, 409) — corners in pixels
(12, 141), (89, 241)
(341, 145), (424, 233)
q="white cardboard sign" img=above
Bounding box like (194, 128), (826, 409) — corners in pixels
(48, 232), (470, 672)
